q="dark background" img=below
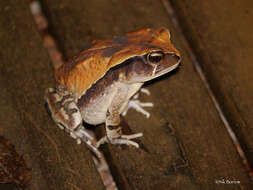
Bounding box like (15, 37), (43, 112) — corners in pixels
(0, 0), (252, 189)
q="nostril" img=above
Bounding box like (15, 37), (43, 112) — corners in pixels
(171, 54), (180, 62)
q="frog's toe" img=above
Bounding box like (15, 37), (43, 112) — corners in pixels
(111, 138), (140, 148)
(122, 99), (153, 118)
(140, 88), (151, 95)
(111, 133), (143, 148)
(96, 133), (143, 148)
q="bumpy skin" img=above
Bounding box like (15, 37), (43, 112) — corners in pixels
(45, 27), (181, 149)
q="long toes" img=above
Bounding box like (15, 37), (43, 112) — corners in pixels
(140, 88), (151, 95)
(126, 140), (139, 148)
(121, 133), (143, 139)
(76, 139), (81, 144)
(96, 133), (143, 148)
(112, 139), (140, 148)
(139, 102), (153, 107)
(139, 112), (148, 118)
(78, 128), (95, 140)
(96, 136), (109, 148)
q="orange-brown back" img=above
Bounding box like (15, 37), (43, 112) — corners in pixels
(55, 27), (180, 99)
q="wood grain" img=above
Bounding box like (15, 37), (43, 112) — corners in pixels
(0, 0), (252, 189)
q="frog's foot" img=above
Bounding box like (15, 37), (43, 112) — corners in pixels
(124, 100), (153, 118)
(96, 133), (143, 148)
(69, 126), (103, 157)
(122, 88), (153, 118)
(122, 98), (153, 118)
(68, 126), (95, 145)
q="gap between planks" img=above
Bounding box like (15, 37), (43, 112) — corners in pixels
(161, 0), (253, 180)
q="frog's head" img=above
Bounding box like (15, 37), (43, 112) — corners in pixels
(108, 27), (181, 83)
(124, 49), (180, 83)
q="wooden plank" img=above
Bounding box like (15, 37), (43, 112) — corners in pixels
(171, 0), (253, 166)
(42, 0), (252, 189)
(1, 0), (252, 189)
(0, 1), (104, 190)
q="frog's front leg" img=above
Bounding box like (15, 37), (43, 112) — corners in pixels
(45, 85), (97, 151)
(96, 99), (143, 148)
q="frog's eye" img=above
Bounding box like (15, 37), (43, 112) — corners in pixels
(147, 52), (164, 64)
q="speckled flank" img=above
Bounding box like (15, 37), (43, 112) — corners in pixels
(77, 56), (143, 109)
(77, 62), (121, 109)
(77, 51), (180, 111)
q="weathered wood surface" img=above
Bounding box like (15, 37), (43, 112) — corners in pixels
(171, 0), (253, 166)
(0, 1), (104, 190)
(0, 0), (252, 189)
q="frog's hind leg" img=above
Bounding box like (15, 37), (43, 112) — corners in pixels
(45, 85), (97, 149)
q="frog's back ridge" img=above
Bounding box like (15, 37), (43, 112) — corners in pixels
(54, 27), (179, 99)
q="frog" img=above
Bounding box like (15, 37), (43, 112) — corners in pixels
(45, 27), (180, 151)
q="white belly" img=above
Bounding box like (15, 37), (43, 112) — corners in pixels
(80, 87), (117, 125)
(79, 82), (143, 125)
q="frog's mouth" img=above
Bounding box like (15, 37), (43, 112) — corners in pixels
(152, 62), (180, 78)
(152, 53), (180, 77)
